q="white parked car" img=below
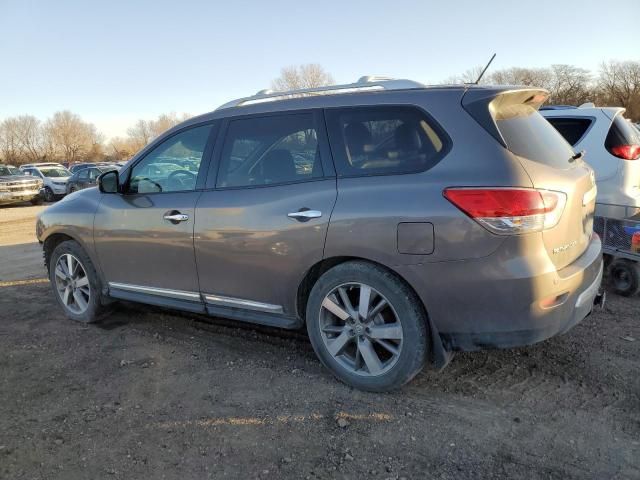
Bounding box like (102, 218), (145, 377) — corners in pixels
(541, 104), (640, 218)
(20, 163), (72, 202)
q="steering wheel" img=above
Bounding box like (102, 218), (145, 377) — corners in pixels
(167, 169), (197, 190)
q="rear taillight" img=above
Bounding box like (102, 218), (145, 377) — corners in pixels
(632, 232), (640, 253)
(610, 145), (640, 160)
(443, 188), (567, 235)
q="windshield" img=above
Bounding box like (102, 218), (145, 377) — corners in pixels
(0, 166), (18, 176)
(40, 167), (71, 178)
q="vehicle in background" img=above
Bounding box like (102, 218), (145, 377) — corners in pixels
(0, 164), (43, 206)
(66, 165), (118, 194)
(20, 163), (72, 202)
(540, 104), (640, 218)
(37, 78), (603, 391)
(68, 162), (118, 174)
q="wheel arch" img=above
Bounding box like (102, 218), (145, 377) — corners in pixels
(296, 255), (453, 369)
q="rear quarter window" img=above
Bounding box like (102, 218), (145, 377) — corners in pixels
(494, 104), (575, 169)
(545, 117), (593, 146)
(325, 106), (449, 177)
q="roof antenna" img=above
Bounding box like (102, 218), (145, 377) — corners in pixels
(474, 53), (496, 84)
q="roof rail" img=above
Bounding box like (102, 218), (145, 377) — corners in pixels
(216, 76), (426, 110)
(578, 102), (596, 109)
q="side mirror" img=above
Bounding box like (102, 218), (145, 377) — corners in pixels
(98, 170), (120, 194)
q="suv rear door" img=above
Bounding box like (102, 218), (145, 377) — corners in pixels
(465, 89), (597, 269)
(194, 111), (337, 324)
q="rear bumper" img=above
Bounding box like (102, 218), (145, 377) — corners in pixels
(442, 262), (603, 350)
(396, 233), (603, 352)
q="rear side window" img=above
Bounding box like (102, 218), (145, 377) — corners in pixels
(545, 117), (593, 146)
(605, 114), (640, 152)
(494, 104), (575, 169)
(325, 106), (447, 177)
(216, 113), (323, 188)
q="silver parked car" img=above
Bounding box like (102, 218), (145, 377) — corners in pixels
(36, 78), (603, 391)
(0, 164), (43, 206)
(540, 104), (640, 218)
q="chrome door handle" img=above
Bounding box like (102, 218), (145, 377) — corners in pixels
(287, 209), (322, 221)
(163, 212), (189, 223)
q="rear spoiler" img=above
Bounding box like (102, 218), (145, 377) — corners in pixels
(462, 87), (549, 147)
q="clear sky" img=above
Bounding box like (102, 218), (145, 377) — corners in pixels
(1, 0), (638, 139)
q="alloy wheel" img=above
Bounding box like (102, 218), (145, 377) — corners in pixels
(54, 253), (91, 314)
(319, 283), (403, 377)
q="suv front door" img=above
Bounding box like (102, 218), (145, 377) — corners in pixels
(94, 123), (216, 307)
(194, 111), (337, 324)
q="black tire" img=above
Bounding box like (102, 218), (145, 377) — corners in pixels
(306, 261), (429, 392)
(30, 195), (43, 205)
(49, 240), (109, 323)
(43, 187), (55, 203)
(609, 259), (640, 297)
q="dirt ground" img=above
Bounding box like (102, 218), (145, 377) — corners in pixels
(0, 204), (639, 480)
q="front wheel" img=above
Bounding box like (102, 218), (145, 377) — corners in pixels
(43, 187), (55, 202)
(49, 240), (109, 323)
(306, 261), (429, 392)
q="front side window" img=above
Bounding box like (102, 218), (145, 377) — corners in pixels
(128, 124), (212, 194)
(88, 168), (102, 180)
(216, 113), (323, 188)
(325, 106), (447, 176)
(78, 169), (90, 181)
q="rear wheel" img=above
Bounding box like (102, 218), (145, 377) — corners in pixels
(49, 240), (109, 323)
(609, 259), (640, 297)
(306, 261), (428, 391)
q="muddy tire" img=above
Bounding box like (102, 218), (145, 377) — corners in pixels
(306, 261), (429, 392)
(49, 240), (110, 323)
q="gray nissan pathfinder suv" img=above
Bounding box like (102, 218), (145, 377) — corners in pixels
(36, 77), (604, 391)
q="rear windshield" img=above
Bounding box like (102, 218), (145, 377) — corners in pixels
(605, 114), (640, 151)
(545, 117), (593, 146)
(494, 104), (575, 169)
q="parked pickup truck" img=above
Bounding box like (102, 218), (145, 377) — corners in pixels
(0, 164), (43, 206)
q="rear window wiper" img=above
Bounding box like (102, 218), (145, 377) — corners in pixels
(569, 150), (585, 162)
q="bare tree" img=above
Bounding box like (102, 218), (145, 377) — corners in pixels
(14, 115), (44, 162)
(126, 119), (152, 151)
(126, 112), (191, 151)
(0, 118), (22, 164)
(44, 111), (102, 163)
(441, 65), (487, 85)
(547, 64), (591, 105)
(488, 67), (553, 90)
(271, 64), (335, 91)
(597, 61), (640, 120)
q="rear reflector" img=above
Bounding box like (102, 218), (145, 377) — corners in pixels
(443, 188), (567, 235)
(610, 145), (640, 160)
